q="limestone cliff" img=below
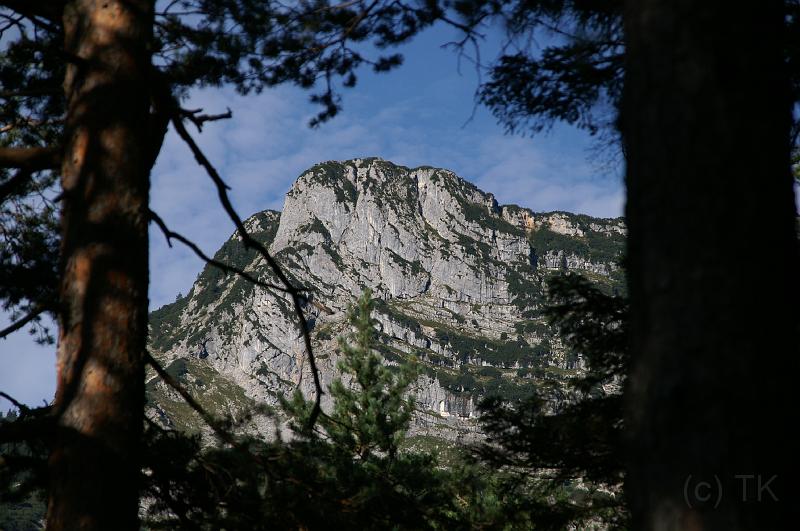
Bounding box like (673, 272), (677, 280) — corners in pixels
(147, 158), (625, 440)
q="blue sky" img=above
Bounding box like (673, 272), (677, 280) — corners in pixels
(0, 24), (624, 408)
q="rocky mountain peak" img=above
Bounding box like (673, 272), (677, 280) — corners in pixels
(148, 158), (625, 441)
(272, 158), (535, 308)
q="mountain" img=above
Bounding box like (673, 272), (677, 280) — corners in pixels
(147, 157), (625, 442)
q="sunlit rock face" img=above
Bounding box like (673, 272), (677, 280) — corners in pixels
(147, 158), (625, 440)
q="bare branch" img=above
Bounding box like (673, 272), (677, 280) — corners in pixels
(168, 108), (325, 428)
(148, 208), (297, 295)
(0, 1), (61, 31)
(0, 146), (60, 171)
(0, 1), (62, 21)
(0, 392), (51, 443)
(180, 107), (233, 132)
(0, 306), (45, 340)
(144, 351), (258, 457)
(0, 391), (30, 415)
(146, 91), (172, 171)
(147, 68), (325, 424)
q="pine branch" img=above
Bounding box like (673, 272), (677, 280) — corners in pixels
(0, 146), (60, 171)
(0, 88), (61, 99)
(0, 1), (61, 31)
(0, 390), (30, 414)
(0, 1), (61, 19)
(0, 306), (46, 339)
(0, 168), (32, 203)
(144, 351), (242, 449)
(0, 392), (52, 443)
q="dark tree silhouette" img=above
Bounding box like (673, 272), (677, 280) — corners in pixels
(0, 1), (447, 528)
(622, 2), (799, 529)
(477, 272), (629, 529)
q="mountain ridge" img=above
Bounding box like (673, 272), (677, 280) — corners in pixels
(147, 157), (625, 441)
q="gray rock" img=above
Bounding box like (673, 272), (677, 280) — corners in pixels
(148, 158), (625, 438)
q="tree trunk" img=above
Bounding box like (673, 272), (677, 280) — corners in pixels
(622, 1), (800, 530)
(47, 1), (153, 529)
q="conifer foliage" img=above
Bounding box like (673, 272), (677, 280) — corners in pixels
(315, 289), (416, 459)
(139, 291), (457, 529)
(477, 273), (629, 529)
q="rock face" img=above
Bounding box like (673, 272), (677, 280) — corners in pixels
(147, 158), (625, 439)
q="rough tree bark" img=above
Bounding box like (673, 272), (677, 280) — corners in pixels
(623, 1), (800, 530)
(46, 1), (154, 529)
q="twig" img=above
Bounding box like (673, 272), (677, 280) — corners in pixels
(0, 392), (51, 444)
(180, 107), (233, 132)
(0, 306), (45, 340)
(168, 107), (324, 428)
(306, 0), (378, 56)
(311, 0), (362, 13)
(0, 169), (32, 203)
(0, 87), (60, 99)
(144, 351), (245, 450)
(148, 208), (297, 295)
(0, 0), (61, 27)
(0, 391), (30, 415)
(0, 118), (62, 133)
(142, 351), (321, 481)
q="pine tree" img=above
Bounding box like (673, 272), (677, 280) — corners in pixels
(477, 272), (629, 529)
(321, 289), (417, 460)
(140, 291), (459, 529)
(276, 290), (452, 529)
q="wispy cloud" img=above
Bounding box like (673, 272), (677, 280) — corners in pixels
(454, 134), (623, 217)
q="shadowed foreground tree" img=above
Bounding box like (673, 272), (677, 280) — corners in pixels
(44, 3), (154, 528)
(622, 2), (799, 529)
(439, 2), (800, 527)
(477, 272), (629, 530)
(0, 2), (450, 528)
(138, 291), (514, 530)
